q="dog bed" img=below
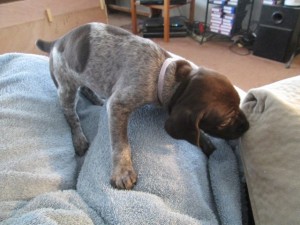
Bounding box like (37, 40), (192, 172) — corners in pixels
(0, 53), (246, 225)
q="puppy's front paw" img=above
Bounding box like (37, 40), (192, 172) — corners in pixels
(73, 133), (89, 156)
(110, 166), (137, 190)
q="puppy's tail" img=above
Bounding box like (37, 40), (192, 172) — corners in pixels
(36, 39), (55, 53)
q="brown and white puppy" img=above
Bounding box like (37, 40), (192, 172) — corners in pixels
(36, 23), (249, 190)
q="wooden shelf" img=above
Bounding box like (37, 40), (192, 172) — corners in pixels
(135, 0), (194, 10)
(106, 2), (149, 17)
(131, 0), (195, 42)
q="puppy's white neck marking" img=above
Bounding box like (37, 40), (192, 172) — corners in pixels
(158, 58), (178, 105)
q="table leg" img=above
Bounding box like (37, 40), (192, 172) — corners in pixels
(131, 0), (138, 34)
(163, 0), (170, 42)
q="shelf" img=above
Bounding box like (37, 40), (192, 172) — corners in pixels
(107, 3), (149, 16)
(201, 0), (254, 43)
(135, 0), (194, 9)
(131, 0), (195, 42)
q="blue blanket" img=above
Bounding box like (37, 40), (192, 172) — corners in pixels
(0, 53), (244, 225)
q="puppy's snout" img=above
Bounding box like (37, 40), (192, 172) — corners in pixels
(237, 119), (249, 134)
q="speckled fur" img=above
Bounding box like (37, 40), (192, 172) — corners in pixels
(36, 22), (249, 190)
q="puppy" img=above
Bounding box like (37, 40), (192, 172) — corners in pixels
(36, 23), (249, 190)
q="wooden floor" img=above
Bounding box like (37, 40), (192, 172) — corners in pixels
(108, 12), (300, 91)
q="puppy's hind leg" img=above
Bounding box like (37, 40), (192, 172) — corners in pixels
(59, 85), (89, 156)
(80, 86), (104, 106)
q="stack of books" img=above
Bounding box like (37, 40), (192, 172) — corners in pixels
(210, 6), (223, 33)
(227, 0), (238, 5)
(220, 5), (235, 35)
(263, 0), (283, 5)
(209, 4), (236, 36)
(211, 0), (227, 4)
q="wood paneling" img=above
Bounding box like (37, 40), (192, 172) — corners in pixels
(0, 0), (106, 28)
(0, 5), (108, 54)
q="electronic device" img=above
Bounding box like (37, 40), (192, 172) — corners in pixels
(142, 16), (187, 38)
(253, 5), (300, 62)
(143, 16), (186, 29)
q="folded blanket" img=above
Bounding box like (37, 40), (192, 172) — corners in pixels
(0, 53), (245, 225)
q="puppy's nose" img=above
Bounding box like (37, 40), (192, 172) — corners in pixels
(237, 119), (249, 134)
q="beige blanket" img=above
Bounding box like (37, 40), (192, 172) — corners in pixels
(241, 75), (300, 225)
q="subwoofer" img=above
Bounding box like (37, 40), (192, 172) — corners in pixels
(253, 5), (300, 62)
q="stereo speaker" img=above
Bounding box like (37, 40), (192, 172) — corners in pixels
(253, 5), (300, 62)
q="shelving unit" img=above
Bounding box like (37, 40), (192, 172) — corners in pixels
(131, 0), (195, 42)
(105, 0), (150, 16)
(201, 0), (254, 43)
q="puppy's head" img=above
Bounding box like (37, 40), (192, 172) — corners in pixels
(165, 66), (249, 147)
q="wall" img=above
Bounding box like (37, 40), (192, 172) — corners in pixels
(0, 0), (107, 54)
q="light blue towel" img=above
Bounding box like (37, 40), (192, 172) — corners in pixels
(0, 53), (243, 225)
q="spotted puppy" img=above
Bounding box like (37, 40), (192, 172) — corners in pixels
(36, 23), (249, 190)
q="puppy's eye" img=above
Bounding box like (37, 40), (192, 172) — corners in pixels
(217, 123), (226, 130)
(217, 118), (232, 129)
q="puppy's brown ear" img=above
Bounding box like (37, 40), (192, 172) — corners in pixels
(175, 60), (193, 81)
(165, 111), (216, 156)
(164, 110), (202, 147)
(199, 130), (216, 156)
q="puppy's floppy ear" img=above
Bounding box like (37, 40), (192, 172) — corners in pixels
(165, 111), (216, 156)
(164, 109), (203, 147)
(174, 60), (193, 81)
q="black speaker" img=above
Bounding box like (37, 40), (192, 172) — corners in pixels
(253, 5), (300, 62)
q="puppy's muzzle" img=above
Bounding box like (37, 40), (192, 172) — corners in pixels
(237, 119), (250, 134)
